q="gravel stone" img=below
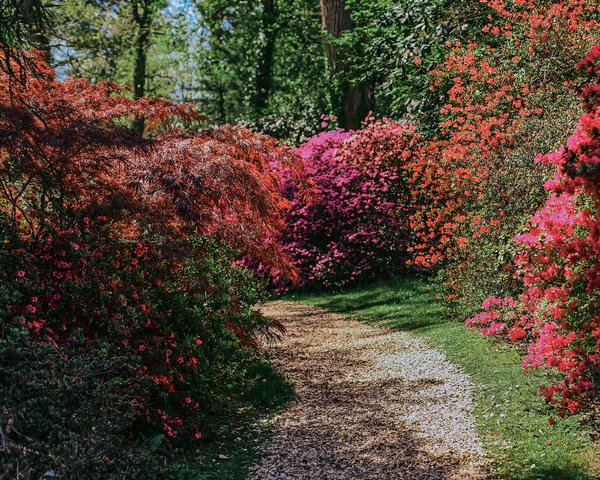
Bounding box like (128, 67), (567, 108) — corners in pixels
(251, 301), (493, 480)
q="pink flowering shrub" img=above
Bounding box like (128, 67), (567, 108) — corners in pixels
(467, 46), (600, 415)
(278, 120), (418, 289)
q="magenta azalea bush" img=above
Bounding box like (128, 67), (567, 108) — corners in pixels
(277, 122), (416, 289)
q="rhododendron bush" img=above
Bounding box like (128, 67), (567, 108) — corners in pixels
(276, 120), (419, 289)
(468, 46), (600, 415)
(0, 50), (304, 477)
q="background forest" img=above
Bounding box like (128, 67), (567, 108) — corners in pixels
(1, 0), (599, 479)
(40, 0), (477, 136)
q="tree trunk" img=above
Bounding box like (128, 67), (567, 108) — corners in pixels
(319, 0), (372, 129)
(319, 0), (352, 66)
(254, 0), (277, 113)
(217, 83), (226, 124)
(132, 0), (151, 134)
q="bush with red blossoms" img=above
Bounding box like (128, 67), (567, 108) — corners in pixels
(0, 49), (305, 478)
(277, 120), (418, 289)
(467, 46), (600, 415)
(405, 0), (599, 318)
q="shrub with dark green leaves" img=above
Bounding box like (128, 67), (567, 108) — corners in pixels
(0, 232), (270, 479)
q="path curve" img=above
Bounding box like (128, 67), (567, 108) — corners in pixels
(252, 301), (491, 480)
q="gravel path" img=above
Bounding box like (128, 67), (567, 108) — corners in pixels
(252, 301), (491, 480)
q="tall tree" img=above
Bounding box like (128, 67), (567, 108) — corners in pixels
(194, 0), (327, 138)
(254, 0), (277, 113)
(50, 0), (328, 140)
(50, 0), (166, 132)
(131, 0), (158, 132)
(132, 0), (152, 101)
(319, 0), (372, 129)
(51, 0), (131, 82)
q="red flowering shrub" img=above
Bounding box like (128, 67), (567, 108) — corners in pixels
(0, 50), (304, 477)
(408, 0), (599, 273)
(468, 46), (600, 415)
(276, 119), (418, 289)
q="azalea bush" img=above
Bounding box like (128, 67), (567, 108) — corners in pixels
(373, 0), (600, 416)
(467, 45), (600, 416)
(0, 234), (269, 478)
(276, 119), (418, 289)
(408, 0), (599, 273)
(0, 49), (304, 478)
(391, 0), (598, 313)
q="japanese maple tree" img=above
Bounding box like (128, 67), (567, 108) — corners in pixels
(0, 47), (305, 476)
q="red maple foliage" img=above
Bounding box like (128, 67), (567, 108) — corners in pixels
(0, 52), (306, 276)
(0, 49), (306, 447)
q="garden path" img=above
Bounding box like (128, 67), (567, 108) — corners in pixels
(252, 301), (491, 480)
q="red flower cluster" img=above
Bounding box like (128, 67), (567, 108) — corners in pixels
(407, 0), (599, 269)
(468, 46), (600, 414)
